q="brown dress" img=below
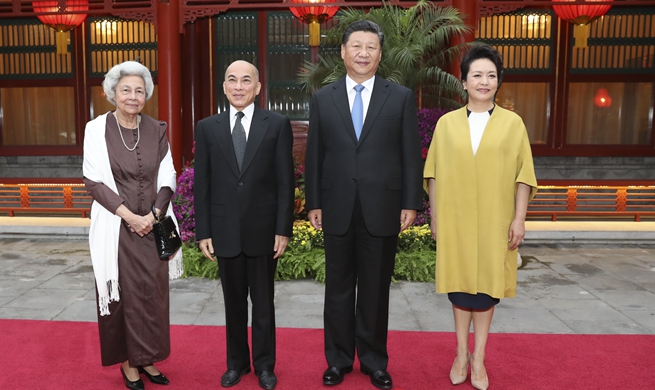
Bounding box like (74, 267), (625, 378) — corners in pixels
(84, 113), (174, 367)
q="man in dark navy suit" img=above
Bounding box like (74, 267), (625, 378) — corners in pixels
(305, 21), (423, 390)
(194, 60), (294, 390)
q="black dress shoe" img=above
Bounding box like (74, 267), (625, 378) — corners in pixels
(361, 369), (393, 390)
(120, 366), (145, 390)
(138, 366), (170, 385)
(323, 366), (353, 385)
(256, 370), (277, 390)
(221, 367), (251, 387)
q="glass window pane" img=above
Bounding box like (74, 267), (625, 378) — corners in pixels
(0, 87), (75, 145)
(91, 85), (159, 120)
(566, 82), (652, 144)
(214, 13), (259, 114)
(267, 13), (311, 120)
(495, 82), (550, 144)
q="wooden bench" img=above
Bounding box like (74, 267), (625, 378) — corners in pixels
(0, 183), (91, 217)
(527, 181), (655, 221)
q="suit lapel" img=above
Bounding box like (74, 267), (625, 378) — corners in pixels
(212, 112), (241, 177)
(239, 107), (269, 177)
(359, 76), (390, 143)
(330, 78), (358, 144)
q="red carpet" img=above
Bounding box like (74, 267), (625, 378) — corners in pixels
(1, 319), (654, 389)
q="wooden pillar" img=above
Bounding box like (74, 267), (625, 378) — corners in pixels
(182, 21), (199, 166)
(451, 0), (478, 79)
(157, 0), (183, 172)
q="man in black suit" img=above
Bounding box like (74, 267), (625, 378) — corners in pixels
(305, 21), (423, 390)
(194, 60), (294, 390)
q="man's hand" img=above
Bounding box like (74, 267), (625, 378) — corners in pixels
(308, 209), (322, 230)
(400, 209), (416, 232)
(430, 218), (437, 241)
(273, 235), (290, 259)
(198, 238), (216, 261)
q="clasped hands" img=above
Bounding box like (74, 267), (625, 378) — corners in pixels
(124, 213), (156, 237)
(116, 204), (158, 237)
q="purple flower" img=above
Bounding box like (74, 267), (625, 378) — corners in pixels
(413, 108), (450, 225)
(172, 165), (196, 243)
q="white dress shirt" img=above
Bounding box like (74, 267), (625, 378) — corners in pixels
(346, 75), (376, 123)
(229, 103), (255, 140)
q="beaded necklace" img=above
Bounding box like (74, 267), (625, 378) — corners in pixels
(114, 112), (140, 152)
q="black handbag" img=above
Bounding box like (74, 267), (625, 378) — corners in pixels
(152, 205), (182, 259)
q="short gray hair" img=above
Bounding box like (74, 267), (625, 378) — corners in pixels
(102, 61), (154, 105)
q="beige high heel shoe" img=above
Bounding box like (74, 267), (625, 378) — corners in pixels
(470, 356), (489, 390)
(449, 354), (469, 385)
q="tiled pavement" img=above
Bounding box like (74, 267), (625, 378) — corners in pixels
(1, 236), (654, 334)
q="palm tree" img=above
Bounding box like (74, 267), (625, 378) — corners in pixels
(298, 0), (472, 108)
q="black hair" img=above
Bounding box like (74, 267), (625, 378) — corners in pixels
(460, 44), (503, 85)
(342, 20), (384, 49)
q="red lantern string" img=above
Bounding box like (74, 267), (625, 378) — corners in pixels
(553, 0), (611, 48)
(33, 0), (89, 54)
(290, 0), (338, 46)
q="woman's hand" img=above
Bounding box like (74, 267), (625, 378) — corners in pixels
(509, 183), (532, 251)
(127, 214), (153, 237)
(508, 218), (525, 251)
(115, 205), (153, 237)
(427, 178), (437, 241)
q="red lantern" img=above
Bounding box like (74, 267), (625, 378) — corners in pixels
(33, 0), (89, 54)
(290, 0), (338, 47)
(594, 88), (612, 107)
(553, 0), (611, 49)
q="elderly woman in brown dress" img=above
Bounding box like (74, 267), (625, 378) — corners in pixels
(82, 61), (182, 390)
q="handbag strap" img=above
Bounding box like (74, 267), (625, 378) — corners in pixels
(151, 204), (159, 222)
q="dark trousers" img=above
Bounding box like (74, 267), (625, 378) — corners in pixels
(217, 252), (278, 372)
(323, 194), (398, 371)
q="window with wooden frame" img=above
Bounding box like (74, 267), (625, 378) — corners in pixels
(479, 7), (655, 155)
(87, 17), (158, 119)
(476, 9), (554, 147)
(0, 19), (78, 147)
(565, 8), (654, 147)
(213, 12), (259, 114)
(213, 11), (337, 120)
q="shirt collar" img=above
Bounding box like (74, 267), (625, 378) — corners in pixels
(346, 75), (376, 92)
(229, 103), (255, 120)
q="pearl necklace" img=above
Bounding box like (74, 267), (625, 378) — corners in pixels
(114, 112), (140, 152)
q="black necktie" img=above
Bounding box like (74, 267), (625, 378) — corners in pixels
(232, 111), (246, 171)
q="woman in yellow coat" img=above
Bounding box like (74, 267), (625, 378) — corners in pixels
(424, 45), (537, 390)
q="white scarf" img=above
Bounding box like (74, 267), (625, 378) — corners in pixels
(82, 112), (183, 316)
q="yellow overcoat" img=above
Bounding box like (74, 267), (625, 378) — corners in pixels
(423, 106), (537, 298)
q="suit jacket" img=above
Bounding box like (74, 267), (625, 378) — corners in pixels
(194, 106), (295, 258)
(305, 76), (423, 237)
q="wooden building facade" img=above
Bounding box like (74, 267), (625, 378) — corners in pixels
(1, 0), (655, 182)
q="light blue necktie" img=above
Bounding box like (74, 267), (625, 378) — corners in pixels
(352, 84), (365, 140)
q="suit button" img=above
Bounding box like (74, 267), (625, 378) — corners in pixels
(238, 182), (243, 186)
(351, 178), (356, 183)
